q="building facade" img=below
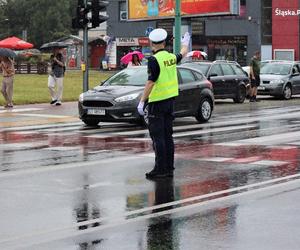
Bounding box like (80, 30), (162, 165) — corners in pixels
(106, 0), (300, 68)
(272, 0), (300, 61)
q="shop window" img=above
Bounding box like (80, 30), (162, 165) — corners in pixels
(261, 0), (272, 45)
(263, 0), (272, 8)
(240, 0), (246, 17)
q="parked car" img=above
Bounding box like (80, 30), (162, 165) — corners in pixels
(258, 60), (300, 99)
(183, 60), (249, 103)
(78, 64), (214, 126)
(242, 60), (283, 77)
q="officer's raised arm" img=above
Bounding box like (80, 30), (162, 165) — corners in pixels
(180, 32), (190, 59)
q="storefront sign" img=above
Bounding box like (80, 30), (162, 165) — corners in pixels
(128, 0), (240, 21)
(116, 38), (139, 46)
(207, 36), (247, 45)
(157, 20), (174, 33)
(138, 37), (150, 46)
(191, 18), (205, 35)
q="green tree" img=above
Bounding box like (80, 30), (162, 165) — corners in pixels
(0, 0), (77, 47)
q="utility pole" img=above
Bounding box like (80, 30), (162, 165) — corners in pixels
(83, 0), (89, 92)
(174, 0), (181, 54)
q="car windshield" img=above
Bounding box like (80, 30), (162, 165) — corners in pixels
(102, 67), (148, 86)
(260, 63), (292, 75)
(183, 63), (211, 75)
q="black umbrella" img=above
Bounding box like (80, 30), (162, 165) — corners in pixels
(0, 48), (17, 58)
(40, 41), (69, 51)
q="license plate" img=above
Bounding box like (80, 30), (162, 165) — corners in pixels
(258, 86), (265, 90)
(87, 109), (105, 115)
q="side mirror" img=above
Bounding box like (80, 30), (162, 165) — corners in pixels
(292, 72), (300, 76)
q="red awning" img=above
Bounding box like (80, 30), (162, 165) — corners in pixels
(0, 36), (34, 50)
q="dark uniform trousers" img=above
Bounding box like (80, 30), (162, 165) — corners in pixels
(148, 98), (175, 173)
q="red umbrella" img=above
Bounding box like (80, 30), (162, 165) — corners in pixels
(0, 36), (34, 50)
(121, 51), (144, 65)
(187, 50), (207, 59)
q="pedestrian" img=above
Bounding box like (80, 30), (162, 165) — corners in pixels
(127, 53), (142, 67)
(137, 28), (190, 179)
(48, 48), (65, 106)
(249, 50), (261, 102)
(0, 56), (15, 108)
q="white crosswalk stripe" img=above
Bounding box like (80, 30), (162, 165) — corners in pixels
(0, 108), (44, 114)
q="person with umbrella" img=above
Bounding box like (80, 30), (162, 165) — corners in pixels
(121, 51), (144, 67)
(48, 47), (65, 106)
(0, 52), (15, 108)
(137, 28), (190, 179)
(127, 53), (142, 67)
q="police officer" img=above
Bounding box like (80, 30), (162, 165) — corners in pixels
(137, 28), (190, 179)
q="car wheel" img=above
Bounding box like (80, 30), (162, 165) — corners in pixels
(233, 85), (246, 103)
(195, 97), (212, 123)
(282, 84), (292, 100)
(82, 119), (100, 126)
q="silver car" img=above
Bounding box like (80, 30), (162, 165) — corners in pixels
(258, 61), (300, 99)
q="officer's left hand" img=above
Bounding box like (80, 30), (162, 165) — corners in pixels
(181, 32), (190, 46)
(137, 101), (145, 115)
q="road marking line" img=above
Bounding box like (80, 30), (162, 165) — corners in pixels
(216, 130), (300, 146)
(174, 124), (255, 138)
(0, 142), (48, 150)
(2, 173), (300, 248)
(0, 155), (151, 178)
(0, 118), (80, 129)
(0, 122), (83, 132)
(200, 157), (234, 162)
(249, 160), (289, 166)
(42, 146), (81, 151)
(125, 125), (256, 141)
(229, 156), (262, 163)
(0, 108), (43, 113)
(15, 113), (74, 119)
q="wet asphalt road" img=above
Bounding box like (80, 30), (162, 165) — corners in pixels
(1, 99), (300, 250)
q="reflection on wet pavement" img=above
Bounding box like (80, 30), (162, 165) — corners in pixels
(1, 105), (300, 249)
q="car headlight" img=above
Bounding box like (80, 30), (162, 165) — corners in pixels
(270, 79), (285, 84)
(79, 93), (84, 102)
(115, 93), (140, 103)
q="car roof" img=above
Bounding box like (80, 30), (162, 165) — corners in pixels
(262, 60), (295, 64)
(183, 60), (240, 65)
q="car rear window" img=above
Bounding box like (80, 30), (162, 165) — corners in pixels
(178, 68), (196, 83)
(231, 64), (247, 76)
(260, 63), (292, 75)
(220, 64), (235, 75)
(103, 67), (148, 86)
(209, 64), (223, 76)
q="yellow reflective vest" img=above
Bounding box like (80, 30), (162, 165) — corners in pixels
(149, 51), (178, 103)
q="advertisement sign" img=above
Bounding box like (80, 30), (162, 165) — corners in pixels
(128, 0), (240, 21)
(116, 38), (139, 46)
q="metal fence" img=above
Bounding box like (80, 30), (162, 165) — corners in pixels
(14, 62), (48, 74)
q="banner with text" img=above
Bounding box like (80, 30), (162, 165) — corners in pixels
(128, 0), (240, 20)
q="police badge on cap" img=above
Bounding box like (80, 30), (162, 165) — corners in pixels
(149, 28), (168, 43)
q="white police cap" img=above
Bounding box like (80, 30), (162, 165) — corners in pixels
(149, 28), (167, 43)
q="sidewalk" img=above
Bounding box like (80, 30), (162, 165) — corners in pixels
(0, 102), (80, 128)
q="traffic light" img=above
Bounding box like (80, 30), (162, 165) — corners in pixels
(72, 0), (90, 29)
(91, 0), (109, 28)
